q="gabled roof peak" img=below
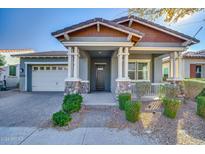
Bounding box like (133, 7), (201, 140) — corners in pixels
(52, 17), (143, 38)
(113, 15), (200, 44)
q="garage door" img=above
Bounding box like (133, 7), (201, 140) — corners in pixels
(32, 65), (67, 91)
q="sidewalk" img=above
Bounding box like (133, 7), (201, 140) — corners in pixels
(0, 127), (157, 145)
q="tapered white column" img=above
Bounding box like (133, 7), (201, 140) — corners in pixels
(124, 47), (129, 79)
(117, 47), (123, 79)
(178, 52), (183, 79)
(173, 51), (177, 79)
(169, 52), (174, 78)
(73, 47), (80, 79)
(67, 47), (72, 79)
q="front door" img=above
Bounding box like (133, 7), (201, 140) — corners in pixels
(96, 65), (105, 91)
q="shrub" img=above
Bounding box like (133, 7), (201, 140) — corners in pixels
(159, 84), (179, 99)
(195, 88), (205, 100)
(183, 79), (205, 99)
(135, 81), (151, 98)
(118, 93), (131, 110)
(52, 111), (72, 127)
(162, 97), (181, 119)
(196, 96), (205, 118)
(124, 100), (141, 122)
(62, 94), (83, 114)
(63, 93), (83, 104)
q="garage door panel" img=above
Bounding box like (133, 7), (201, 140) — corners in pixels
(32, 66), (67, 91)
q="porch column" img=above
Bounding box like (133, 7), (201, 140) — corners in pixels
(67, 47), (72, 79)
(169, 52), (174, 78)
(73, 47), (80, 79)
(178, 51), (183, 79)
(117, 47), (123, 79)
(124, 47), (129, 79)
(173, 51), (177, 79)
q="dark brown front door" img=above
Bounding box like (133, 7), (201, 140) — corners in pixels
(96, 65), (105, 91)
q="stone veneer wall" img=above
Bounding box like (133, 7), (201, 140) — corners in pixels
(115, 80), (132, 95)
(65, 80), (90, 95)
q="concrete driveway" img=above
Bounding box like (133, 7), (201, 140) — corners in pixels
(0, 91), (63, 127)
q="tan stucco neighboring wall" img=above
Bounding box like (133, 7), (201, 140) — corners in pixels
(162, 58), (205, 79)
(183, 58), (205, 78)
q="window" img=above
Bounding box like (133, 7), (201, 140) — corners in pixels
(33, 67), (38, 71)
(40, 67), (44, 70)
(163, 67), (169, 81)
(128, 61), (149, 80)
(58, 66), (63, 70)
(46, 66), (50, 70)
(196, 65), (202, 78)
(63, 66), (68, 70)
(9, 65), (16, 76)
(52, 66), (57, 70)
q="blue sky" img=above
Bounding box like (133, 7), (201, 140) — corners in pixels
(0, 8), (204, 52)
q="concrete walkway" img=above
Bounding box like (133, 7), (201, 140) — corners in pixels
(0, 127), (157, 145)
(83, 92), (117, 106)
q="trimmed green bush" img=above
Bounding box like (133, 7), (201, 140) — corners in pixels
(183, 79), (205, 99)
(62, 94), (83, 114)
(162, 97), (181, 119)
(118, 93), (131, 110)
(195, 88), (205, 100)
(52, 111), (72, 127)
(196, 96), (205, 118)
(125, 100), (141, 122)
(63, 93), (83, 104)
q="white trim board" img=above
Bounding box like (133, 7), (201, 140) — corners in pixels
(62, 41), (134, 47)
(130, 46), (186, 51)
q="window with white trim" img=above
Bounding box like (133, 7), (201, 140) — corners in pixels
(128, 60), (150, 80)
(9, 65), (16, 76)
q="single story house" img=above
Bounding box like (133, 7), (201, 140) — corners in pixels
(163, 50), (205, 79)
(0, 49), (34, 88)
(14, 16), (199, 94)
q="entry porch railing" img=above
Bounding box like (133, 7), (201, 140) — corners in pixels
(130, 81), (166, 100)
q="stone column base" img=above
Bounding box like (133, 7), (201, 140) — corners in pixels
(115, 80), (131, 95)
(166, 78), (185, 98)
(64, 80), (90, 95)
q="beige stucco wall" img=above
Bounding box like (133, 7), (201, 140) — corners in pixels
(0, 50), (34, 87)
(162, 58), (205, 79)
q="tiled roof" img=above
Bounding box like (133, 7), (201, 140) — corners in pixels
(52, 18), (144, 37)
(113, 15), (200, 44)
(183, 50), (205, 58)
(0, 49), (34, 53)
(13, 51), (67, 57)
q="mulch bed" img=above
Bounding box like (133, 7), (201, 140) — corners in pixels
(50, 100), (205, 144)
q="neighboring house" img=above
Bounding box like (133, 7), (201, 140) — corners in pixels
(14, 16), (199, 94)
(0, 49), (34, 88)
(162, 50), (205, 79)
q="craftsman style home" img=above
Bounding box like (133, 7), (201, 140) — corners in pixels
(15, 16), (199, 94)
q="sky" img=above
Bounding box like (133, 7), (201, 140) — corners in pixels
(0, 8), (205, 52)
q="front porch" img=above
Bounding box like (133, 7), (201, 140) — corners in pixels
(63, 45), (184, 97)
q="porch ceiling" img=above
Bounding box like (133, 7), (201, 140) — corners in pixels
(78, 46), (118, 51)
(88, 50), (114, 58)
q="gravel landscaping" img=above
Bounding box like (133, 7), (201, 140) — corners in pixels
(53, 100), (205, 145)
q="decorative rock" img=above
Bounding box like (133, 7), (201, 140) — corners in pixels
(115, 80), (131, 95)
(64, 80), (90, 95)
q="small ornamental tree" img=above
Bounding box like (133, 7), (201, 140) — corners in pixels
(0, 54), (6, 66)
